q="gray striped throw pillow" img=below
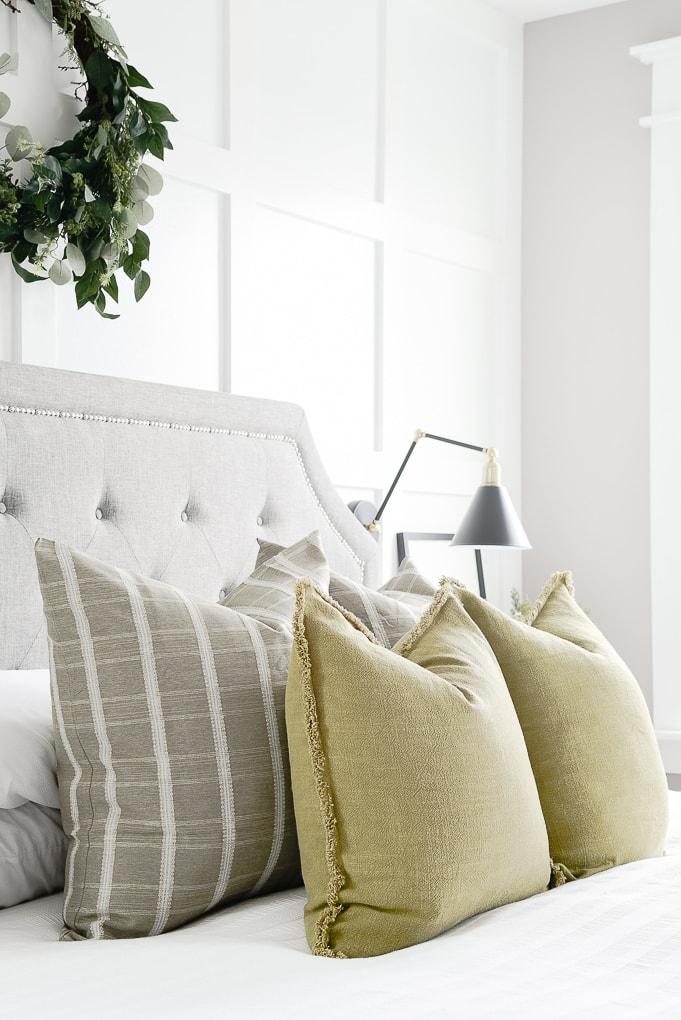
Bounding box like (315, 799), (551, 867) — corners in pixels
(35, 532), (329, 941)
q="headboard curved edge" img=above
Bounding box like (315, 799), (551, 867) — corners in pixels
(0, 361), (380, 669)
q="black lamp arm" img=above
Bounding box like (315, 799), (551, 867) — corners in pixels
(372, 430), (487, 525)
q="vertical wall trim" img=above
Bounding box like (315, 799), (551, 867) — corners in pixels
(632, 37), (681, 766)
(374, 0), (388, 205)
(218, 194), (232, 394)
(374, 242), (385, 452)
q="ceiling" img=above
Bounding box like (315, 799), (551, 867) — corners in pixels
(489, 0), (626, 22)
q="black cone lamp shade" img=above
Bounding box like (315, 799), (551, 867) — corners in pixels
(451, 449), (531, 550)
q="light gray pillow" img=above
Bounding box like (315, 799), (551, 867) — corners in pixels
(0, 669), (59, 810)
(0, 803), (67, 908)
(35, 532), (329, 940)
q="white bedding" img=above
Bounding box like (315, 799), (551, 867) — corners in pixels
(2, 792), (680, 1020)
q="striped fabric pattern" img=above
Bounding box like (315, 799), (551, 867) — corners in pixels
(330, 556), (436, 648)
(34, 532), (329, 941)
(256, 540), (435, 649)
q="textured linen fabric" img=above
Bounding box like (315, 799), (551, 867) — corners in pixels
(34, 533), (329, 940)
(453, 572), (669, 879)
(257, 538), (435, 647)
(285, 580), (551, 958)
(0, 802), (67, 907)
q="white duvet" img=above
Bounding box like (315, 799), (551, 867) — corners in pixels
(1, 792), (680, 1020)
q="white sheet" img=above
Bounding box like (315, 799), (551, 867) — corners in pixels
(3, 792), (681, 1020)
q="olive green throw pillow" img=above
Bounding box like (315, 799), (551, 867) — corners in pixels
(286, 580), (551, 959)
(34, 533), (329, 941)
(453, 572), (669, 879)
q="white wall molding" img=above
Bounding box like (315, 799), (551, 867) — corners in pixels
(633, 34), (681, 767)
(1, 0), (524, 602)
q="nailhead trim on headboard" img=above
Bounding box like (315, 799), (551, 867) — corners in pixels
(0, 403), (365, 578)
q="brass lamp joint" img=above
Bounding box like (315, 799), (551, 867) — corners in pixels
(482, 447), (501, 485)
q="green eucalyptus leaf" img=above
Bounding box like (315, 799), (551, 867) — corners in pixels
(5, 125), (33, 160)
(137, 163), (163, 196)
(154, 123), (172, 148)
(123, 255), (139, 280)
(124, 64), (153, 89)
(0, 93), (10, 120)
(130, 130), (150, 157)
(92, 199), (112, 220)
(116, 207), (137, 239)
(66, 243), (86, 276)
(101, 242), (119, 261)
(146, 133), (164, 160)
(136, 97), (178, 124)
(46, 194), (63, 222)
(134, 269), (150, 302)
(133, 200), (154, 226)
(11, 253), (45, 283)
(88, 15), (121, 47)
(49, 259), (73, 286)
(88, 238), (104, 261)
(74, 280), (90, 309)
(128, 109), (147, 138)
(103, 274), (119, 302)
(23, 228), (49, 245)
(33, 0), (53, 24)
(85, 51), (114, 91)
(131, 229), (150, 262)
(130, 175), (149, 203)
(33, 190), (51, 213)
(74, 259), (105, 305)
(0, 53), (19, 76)
(41, 154), (62, 183)
(13, 240), (34, 263)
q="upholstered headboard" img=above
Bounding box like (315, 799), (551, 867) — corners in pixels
(0, 361), (380, 669)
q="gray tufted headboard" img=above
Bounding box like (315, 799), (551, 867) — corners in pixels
(0, 361), (380, 669)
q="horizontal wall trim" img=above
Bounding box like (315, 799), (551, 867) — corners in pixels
(639, 112), (681, 128)
(631, 35), (681, 64)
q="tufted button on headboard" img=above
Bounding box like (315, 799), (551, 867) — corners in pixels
(0, 361), (379, 669)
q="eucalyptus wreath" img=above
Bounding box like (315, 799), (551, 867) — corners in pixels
(0, 0), (176, 317)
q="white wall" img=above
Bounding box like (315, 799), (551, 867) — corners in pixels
(0, 0), (524, 604)
(522, 0), (681, 722)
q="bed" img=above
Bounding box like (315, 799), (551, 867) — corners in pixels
(1, 360), (680, 1019)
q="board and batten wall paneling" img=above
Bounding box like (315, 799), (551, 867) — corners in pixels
(228, 0), (524, 597)
(0, 0), (523, 604)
